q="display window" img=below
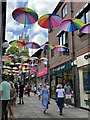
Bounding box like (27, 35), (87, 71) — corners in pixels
(79, 65), (90, 109)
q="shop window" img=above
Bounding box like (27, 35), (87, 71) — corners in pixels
(83, 66), (90, 91)
(62, 4), (67, 18)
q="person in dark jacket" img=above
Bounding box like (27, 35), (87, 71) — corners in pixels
(18, 81), (24, 105)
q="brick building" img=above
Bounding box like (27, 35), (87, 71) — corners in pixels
(48, 1), (90, 110)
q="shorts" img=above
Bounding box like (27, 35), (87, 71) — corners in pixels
(66, 94), (71, 99)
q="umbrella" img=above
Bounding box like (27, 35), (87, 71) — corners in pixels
(19, 56), (29, 61)
(2, 55), (8, 61)
(40, 57), (48, 61)
(29, 57), (39, 61)
(53, 45), (68, 52)
(38, 13), (62, 29)
(12, 7), (38, 26)
(80, 23), (90, 33)
(8, 54), (15, 59)
(40, 57), (48, 65)
(15, 62), (21, 65)
(60, 18), (84, 32)
(40, 44), (54, 50)
(25, 42), (40, 49)
(9, 40), (25, 47)
(12, 67), (18, 70)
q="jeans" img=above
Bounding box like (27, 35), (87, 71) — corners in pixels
(1, 100), (8, 120)
(58, 98), (63, 113)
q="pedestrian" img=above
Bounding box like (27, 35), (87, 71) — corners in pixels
(14, 82), (18, 97)
(33, 85), (37, 95)
(37, 83), (42, 100)
(40, 83), (50, 113)
(18, 81), (24, 105)
(56, 84), (65, 115)
(27, 82), (31, 97)
(0, 75), (11, 120)
(64, 83), (71, 108)
(46, 83), (50, 104)
(8, 81), (16, 119)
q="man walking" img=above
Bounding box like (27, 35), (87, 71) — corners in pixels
(64, 83), (71, 108)
(0, 75), (11, 120)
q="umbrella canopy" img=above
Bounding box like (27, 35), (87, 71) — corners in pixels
(19, 56), (29, 61)
(12, 67), (18, 70)
(8, 54), (15, 59)
(60, 18), (84, 32)
(40, 44), (54, 50)
(53, 45), (68, 52)
(2, 55), (9, 61)
(25, 42), (40, 49)
(12, 7), (38, 25)
(29, 57), (39, 61)
(38, 13), (62, 29)
(9, 40), (25, 47)
(40, 57), (48, 61)
(80, 23), (90, 33)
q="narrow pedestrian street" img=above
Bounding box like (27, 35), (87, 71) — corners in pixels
(13, 93), (89, 119)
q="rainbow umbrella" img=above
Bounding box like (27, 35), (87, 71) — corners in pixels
(40, 44), (54, 50)
(12, 7), (38, 26)
(29, 57), (39, 61)
(12, 67), (18, 70)
(19, 56), (29, 61)
(80, 23), (90, 33)
(8, 54), (15, 59)
(53, 45), (68, 52)
(9, 40), (25, 47)
(2, 55), (8, 61)
(60, 18), (84, 32)
(40, 57), (48, 62)
(38, 13), (62, 29)
(25, 42), (40, 49)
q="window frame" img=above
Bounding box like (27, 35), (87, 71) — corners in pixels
(58, 32), (67, 46)
(62, 4), (67, 18)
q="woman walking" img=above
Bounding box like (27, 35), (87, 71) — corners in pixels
(40, 83), (49, 113)
(56, 84), (65, 115)
(8, 81), (16, 120)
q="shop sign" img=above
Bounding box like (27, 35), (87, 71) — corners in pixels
(84, 54), (90, 60)
(37, 68), (47, 77)
(51, 61), (71, 75)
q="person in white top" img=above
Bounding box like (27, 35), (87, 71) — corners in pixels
(56, 84), (65, 115)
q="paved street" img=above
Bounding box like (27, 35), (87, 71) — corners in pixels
(13, 93), (89, 119)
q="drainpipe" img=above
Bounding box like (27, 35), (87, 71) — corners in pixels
(70, 1), (77, 107)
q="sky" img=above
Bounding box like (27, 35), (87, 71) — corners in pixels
(5, 0), (60, 56)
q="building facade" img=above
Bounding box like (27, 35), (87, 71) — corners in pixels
(48, 1), (90, 110)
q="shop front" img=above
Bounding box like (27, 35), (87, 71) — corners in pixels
(36, 67), (47, 88)
(50, 60), (73, 100)
(77, 52), (90, 110)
